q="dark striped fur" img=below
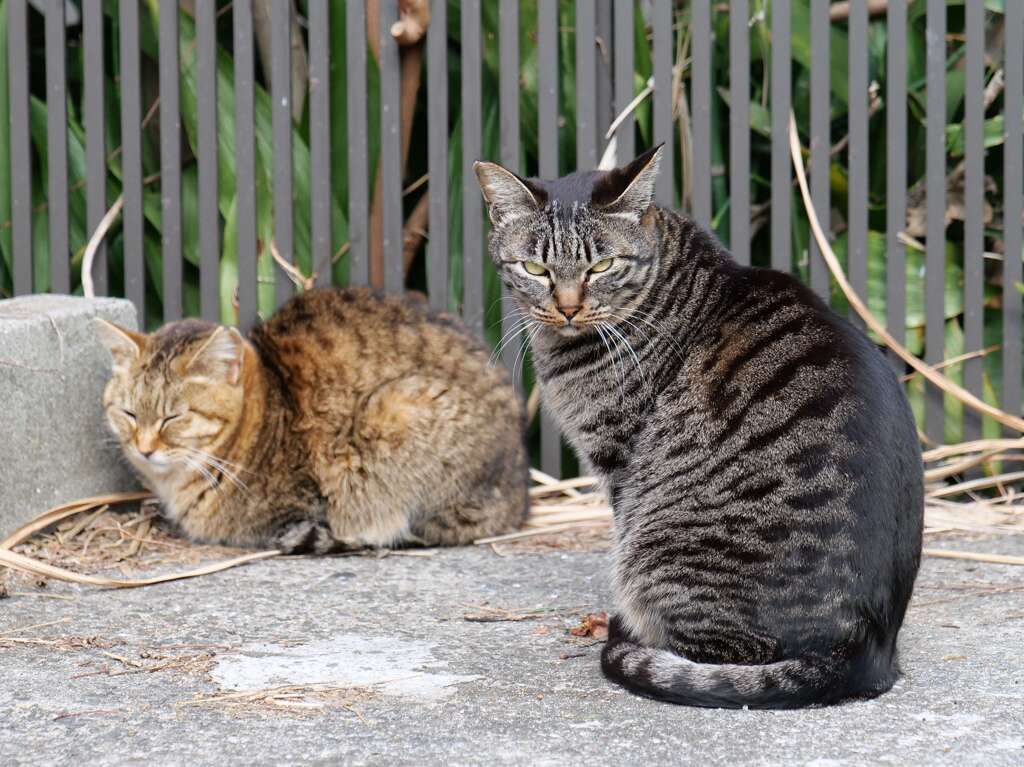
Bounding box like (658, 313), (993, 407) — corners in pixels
(476, 148), (924, 709)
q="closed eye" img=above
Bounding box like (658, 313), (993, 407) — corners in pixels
(160, 414), (182, 431)
(119, 408), (137, 422)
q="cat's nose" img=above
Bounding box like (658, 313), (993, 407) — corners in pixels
(138, 448), (155, 458)
(557, 305), (581, 321)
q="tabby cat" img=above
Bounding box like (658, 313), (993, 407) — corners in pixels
(95, 288), (529, 552)
(475, 147), (923, 709)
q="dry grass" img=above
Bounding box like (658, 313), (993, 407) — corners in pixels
(475, 456), (1024, 564)
(179, 683), (375, 717)
(2, 433), (1023, 593)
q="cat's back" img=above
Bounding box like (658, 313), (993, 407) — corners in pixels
(687, 262), (907, 439)
(252, 287), (500, 393)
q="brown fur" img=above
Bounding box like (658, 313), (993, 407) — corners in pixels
(95, 288), (529, 552)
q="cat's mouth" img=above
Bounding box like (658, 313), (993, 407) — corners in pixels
(131, 448), (173, 473)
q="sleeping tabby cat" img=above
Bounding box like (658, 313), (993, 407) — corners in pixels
(95, 288), (528, 552)
(475, 147), (923, 709)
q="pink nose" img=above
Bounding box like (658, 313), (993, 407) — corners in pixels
(558, 305), (581, 320)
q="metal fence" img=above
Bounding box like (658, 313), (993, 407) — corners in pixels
(4, 1), (1024, 477)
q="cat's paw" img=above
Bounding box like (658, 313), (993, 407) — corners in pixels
(272, 520), (343, 555)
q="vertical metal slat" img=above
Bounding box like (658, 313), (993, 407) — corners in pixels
(120, 0), (145, 318)
(309, 0), (331, 287)
(885, 0), (907, 365)
(924, 0), (946, 442)
(462, 0), (483, 333)
(690, 0), (712, 228)
(379, 0), (404, 294)
(770, 0), (790, 273)
(83, 0), (106, 296)
(346, 0), (369, 287)
(962, 0), (985, 441)
(809, 0), (830, 298)
(271, 1), (293, 307)
(428, 0), (448, 311)
(729, 0), (750, 264)
(576, 1), (597, 171)
(538, 0), (561, 478)
(8, 0), (31, 295)
(45, 0), (69, 293)
(1004, 2), (1024, 428)
(499, 0), (519, 369)
(652, 0), (673, 207)
(595, 0), (613, 149)
(159, 0), (182, 321)
(234, 0), (258, 329)
(613, 1), (634, 164)
(848, 0), (868, 321)
(196, 0), (219, 320)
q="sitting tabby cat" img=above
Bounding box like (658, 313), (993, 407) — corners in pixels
(95, 288), (529, 552)
(475, 148), (923, 709)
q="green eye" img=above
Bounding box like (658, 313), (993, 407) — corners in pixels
(589, 258), (614, 274)
(523, 261), (548, 276)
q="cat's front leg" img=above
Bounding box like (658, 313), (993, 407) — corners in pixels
(269, 519), (360, 554)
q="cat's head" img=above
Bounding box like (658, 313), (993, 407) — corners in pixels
(474, 146), (663, 336)
(93, 318), (249, 482)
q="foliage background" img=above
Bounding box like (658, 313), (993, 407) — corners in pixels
(0, 0), (1021, 449)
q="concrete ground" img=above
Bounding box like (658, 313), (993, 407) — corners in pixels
(1, 533), (1022, 766)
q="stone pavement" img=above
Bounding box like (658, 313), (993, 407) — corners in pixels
(0, 534), (1022, 766)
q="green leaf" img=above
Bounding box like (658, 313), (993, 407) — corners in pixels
(830, 231), (965, 343)
(945, 115), (1006, 157)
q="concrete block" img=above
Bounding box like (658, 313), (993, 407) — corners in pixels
(0, 294), (141, 535)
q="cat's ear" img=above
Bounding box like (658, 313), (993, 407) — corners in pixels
(187, 327), (246, 385)
(93, 319), (145, 372)
(474, 161), (543, 226)
(595, 144), (663, 220)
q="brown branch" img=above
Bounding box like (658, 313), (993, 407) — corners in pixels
(829, 1), (888, 22)
(367, 0), (429, 289)
(402, 192), (431, 273)
(252, 0), (308, 123)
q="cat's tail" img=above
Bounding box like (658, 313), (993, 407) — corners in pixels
(600, 616), (896, 709)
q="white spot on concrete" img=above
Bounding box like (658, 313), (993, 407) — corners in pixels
(211, 634), (480, 702)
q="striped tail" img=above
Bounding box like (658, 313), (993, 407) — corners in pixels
(600, 615), (897, 710)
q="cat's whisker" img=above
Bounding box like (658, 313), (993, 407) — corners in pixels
(181, 447), (251, 495)
(605, 321), (652, 398)
(181, 446), (254, 477)
(179, 454), (220, 494)
(617, 309), (686, 364)
(596, 323), (627, 400)
(489, 315), (535, 365)
(512, 323), (542, 385)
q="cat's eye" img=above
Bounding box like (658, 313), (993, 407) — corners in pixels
(119, 408), (136, 422)
(589, 258), (614, 274)
(160, 414), (181, 430)
(522, 261), (549, 276)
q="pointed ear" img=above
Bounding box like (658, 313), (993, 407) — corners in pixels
(186, 327), (246, 385)
(474, 161), (543, 226)
(594, 144), (664, 220)
(93, 318), (145, 372)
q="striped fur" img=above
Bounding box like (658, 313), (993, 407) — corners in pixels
(96, 289), (529, 552)
(476, 148), (924, 709)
